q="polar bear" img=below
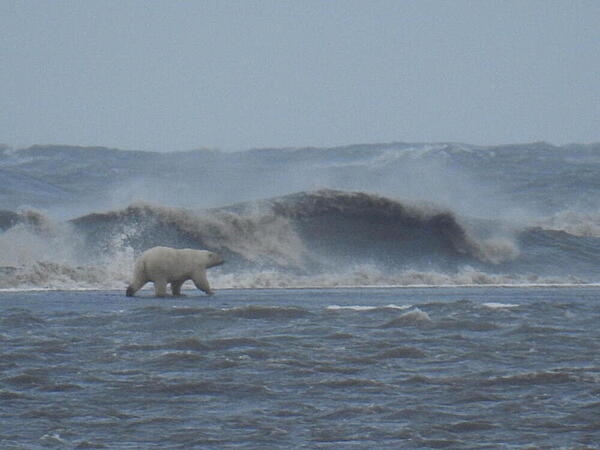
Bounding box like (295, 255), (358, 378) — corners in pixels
(126, 246), (224, 297)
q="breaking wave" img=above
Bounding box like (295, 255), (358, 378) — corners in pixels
(1, 189), (599, 290)
(533, 210), (600, 238)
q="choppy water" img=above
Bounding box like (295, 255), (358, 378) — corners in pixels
(2, 287), (600, 449)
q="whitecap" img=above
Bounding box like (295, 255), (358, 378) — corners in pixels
(399, 307), (432, 322)
(383, 307), (432, 327)
(482, 302), (519, 309)
(326, 304), (412, 311)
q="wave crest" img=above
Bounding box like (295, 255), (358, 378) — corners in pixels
(73, 201), (307, 267)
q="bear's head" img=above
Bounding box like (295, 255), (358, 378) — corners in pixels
(207, 251), (224, 268)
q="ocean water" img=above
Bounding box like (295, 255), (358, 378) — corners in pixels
(2, 286), (600, 449)
(2, 142), (600, 448)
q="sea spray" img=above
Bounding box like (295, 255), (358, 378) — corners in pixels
(209, 266), (583, 290)
(1, 189), (599, 289)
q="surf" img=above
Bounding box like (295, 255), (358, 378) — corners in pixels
(2, 142), (600, 290)
(0, 189), (598, 290)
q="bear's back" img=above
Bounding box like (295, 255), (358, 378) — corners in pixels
(140, 247), (204, 280)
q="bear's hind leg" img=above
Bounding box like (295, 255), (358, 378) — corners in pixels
(127, 260), (149, 297)
(171, 280), (185, 296)
(154, 280), (168, 297)
(126, 278), (147, 297)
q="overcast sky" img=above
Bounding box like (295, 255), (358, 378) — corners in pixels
(2, 0), (599, 151)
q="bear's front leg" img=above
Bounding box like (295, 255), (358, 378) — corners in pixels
(192, 270), (214, 295)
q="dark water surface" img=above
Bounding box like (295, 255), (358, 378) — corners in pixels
(2, 287), (600, 449)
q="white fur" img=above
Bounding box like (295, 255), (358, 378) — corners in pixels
(126, 246), (223, 297)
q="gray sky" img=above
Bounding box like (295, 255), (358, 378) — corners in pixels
(2, 0), (599, 152)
